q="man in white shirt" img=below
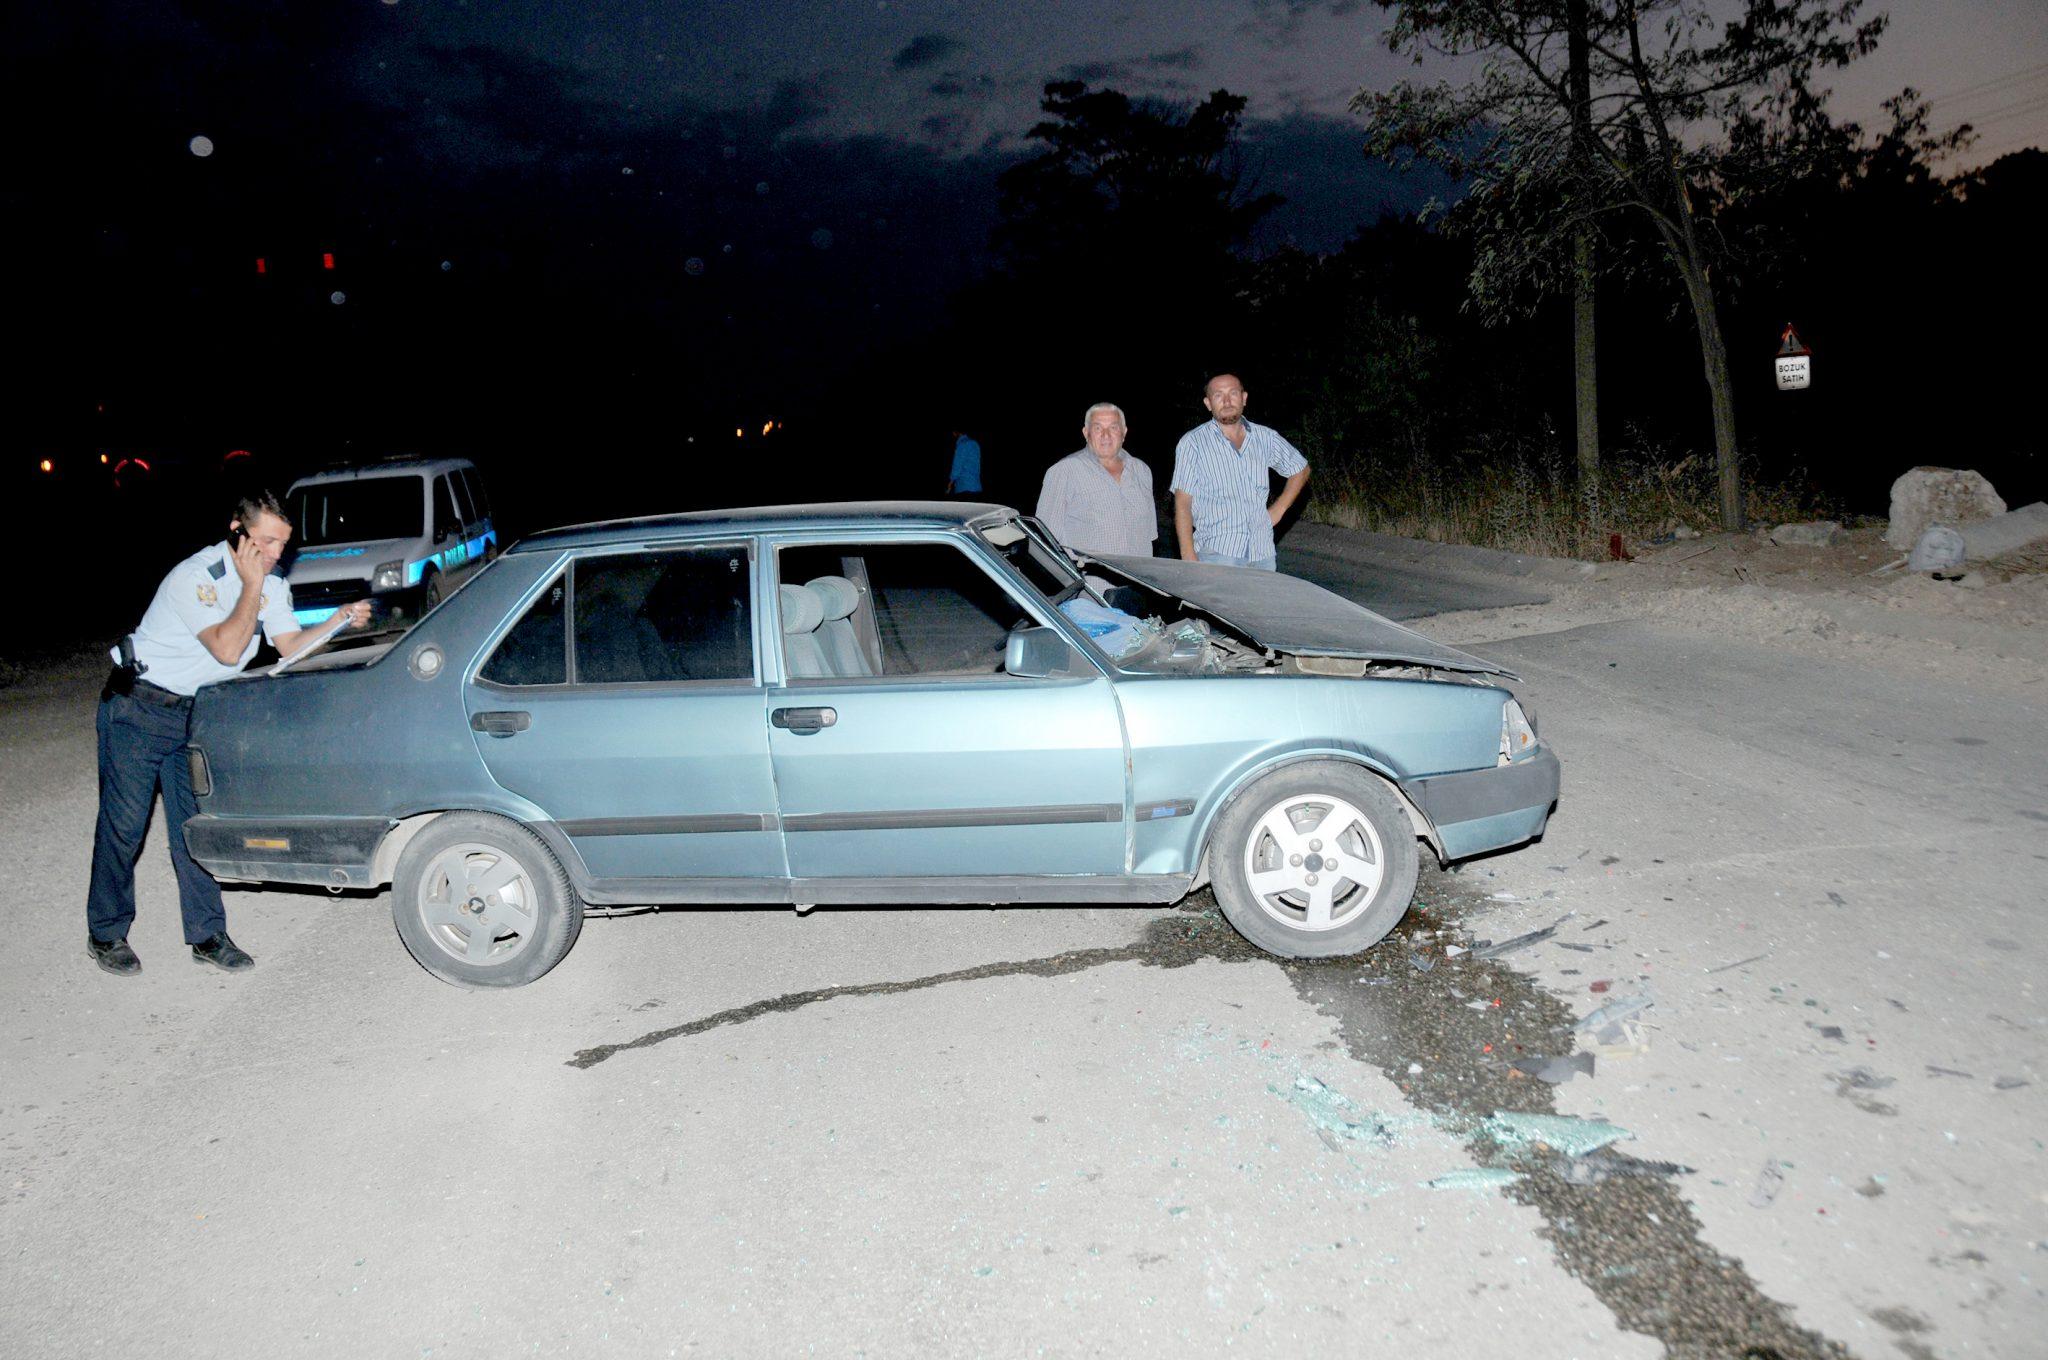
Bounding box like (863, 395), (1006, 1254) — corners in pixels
(1035, 402), (1158, 559)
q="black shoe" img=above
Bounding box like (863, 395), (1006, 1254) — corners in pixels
(88, 935), (141, 976)
(190, 933), (254, 972)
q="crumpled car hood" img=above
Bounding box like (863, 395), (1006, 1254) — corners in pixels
(1085, 553), (1517, 678)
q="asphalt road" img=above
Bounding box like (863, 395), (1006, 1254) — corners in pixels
(2, 555), (2041, 1358)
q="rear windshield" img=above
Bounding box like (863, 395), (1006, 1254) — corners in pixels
(290, 476), (425, 547)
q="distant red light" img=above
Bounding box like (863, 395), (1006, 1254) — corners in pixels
(224, 449), (251, 462)
(256, 257), (267, 275)
(322, 252), (336, 271)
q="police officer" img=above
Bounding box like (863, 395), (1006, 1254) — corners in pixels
(87, 491), (370, 975)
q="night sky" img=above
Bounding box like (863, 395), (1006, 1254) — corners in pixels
(10, 0), (2046, 624)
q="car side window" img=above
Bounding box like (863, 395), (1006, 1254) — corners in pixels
(433, 476), (460, 540)
(573, 546), (754, 684)
(479, 574), (568, 686)
(778, 541), (1029, 679)
(460, 468), (491, 521)
(448, 467), (476, 527)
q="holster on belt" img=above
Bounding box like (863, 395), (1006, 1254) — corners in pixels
(102, 635), (143, 701)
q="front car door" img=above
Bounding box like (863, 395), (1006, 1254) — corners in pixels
(764, 530), (1130, 890)
(465, 540), (785, 895)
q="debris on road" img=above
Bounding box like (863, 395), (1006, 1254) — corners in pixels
(1427, 1167), (1523, 1193)
(1484, 1111), (1632, 1158)
(1277, 1075), (1393, 1145)
(1470, 915), (1570, 959)
(1749, 1158), (1788, 1208)
(1553, 1148), (1694, 1186)
(1705, 951), (1771, 974)
(1509, 1052), (1596, 1084)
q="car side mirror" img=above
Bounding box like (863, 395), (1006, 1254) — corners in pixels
(1004, 625), (1078, 679)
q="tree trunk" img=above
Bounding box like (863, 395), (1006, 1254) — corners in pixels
(1676, 257), (1743, 530)
(1572, 229), (1599, 522)
(1566, 0), (1600, 533)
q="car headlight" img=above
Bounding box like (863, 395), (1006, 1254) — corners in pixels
(371, 560), (405, 592)
(1500, 698), (1538, 764)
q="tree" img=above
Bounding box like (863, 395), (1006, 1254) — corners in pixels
(953, 82), (1280, 468)
(995, 82), (1280, 276)
(1358, 0), (1888, 529)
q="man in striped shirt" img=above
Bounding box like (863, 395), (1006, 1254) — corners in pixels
(1169, 372), (1310, 570)
(1035, 402), (1158, 558)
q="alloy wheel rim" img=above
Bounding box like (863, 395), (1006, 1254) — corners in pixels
(1241, 794), (1386, 932)
(418, 842), (537, 965)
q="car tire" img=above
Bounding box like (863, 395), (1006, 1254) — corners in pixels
(391, 813), (584, 987)
(420, 569), (442, 611)
(1208, 762), (1419, 959)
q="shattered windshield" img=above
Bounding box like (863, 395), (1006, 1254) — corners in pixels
(976, 517), (1085, 602)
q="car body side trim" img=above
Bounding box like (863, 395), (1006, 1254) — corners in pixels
(575, 873), (1192, 906)
(782, 803), (1124, 832)
(557, 813), (776, 836)
(1134, 798), (1195, 821)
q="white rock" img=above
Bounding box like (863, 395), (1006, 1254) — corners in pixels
(1885, 467), (2006, 549)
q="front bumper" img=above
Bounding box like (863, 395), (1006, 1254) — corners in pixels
(184, 814), (396, 887)
(1402, 746), (1561, 861)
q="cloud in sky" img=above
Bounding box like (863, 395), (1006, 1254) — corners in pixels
(892, 34), (964, 71)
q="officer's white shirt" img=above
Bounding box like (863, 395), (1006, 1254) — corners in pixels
(120, 542), (299, 697)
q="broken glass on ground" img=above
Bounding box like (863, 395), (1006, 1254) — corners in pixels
(1426, 1167), (1524, 1193)
(1484, 1111), (1632, 1158)
(1277, 1074), (1395, 1145)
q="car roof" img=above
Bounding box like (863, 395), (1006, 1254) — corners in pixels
(510, 501), (1012, 552)
(289, 457), (476, 487)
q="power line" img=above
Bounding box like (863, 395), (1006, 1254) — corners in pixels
(1963, 91), (2048, 133)
(1926, 60), (2048, 110)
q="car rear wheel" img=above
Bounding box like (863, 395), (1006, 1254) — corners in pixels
(392, 813), (583, 987)
(1209, 762), (1419, 959)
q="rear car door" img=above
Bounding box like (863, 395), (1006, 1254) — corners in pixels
(765, 534), (1128, 881)
(465, 541), (785, 888)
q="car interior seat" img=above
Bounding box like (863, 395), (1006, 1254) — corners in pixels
(804, 575), (872, 677)
(779, 582), (831, 678)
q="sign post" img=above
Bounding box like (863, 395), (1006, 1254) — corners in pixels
(1774, 323), (1812, 391)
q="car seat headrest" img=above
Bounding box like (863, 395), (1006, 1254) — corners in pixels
(805, 575), (862, 622)
(778, 583), (825, 634)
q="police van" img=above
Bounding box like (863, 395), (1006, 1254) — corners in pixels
(283, 458), (496, 630)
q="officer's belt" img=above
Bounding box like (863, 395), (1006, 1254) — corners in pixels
(107, 670), (194, 710)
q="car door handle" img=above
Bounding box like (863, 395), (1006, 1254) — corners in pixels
(771, 706), (837, 735)
(471, 710), (531, 737)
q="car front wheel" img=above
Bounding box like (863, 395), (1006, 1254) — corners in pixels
(392, 813), (584, 987)
(1209, 762), (1419, 959)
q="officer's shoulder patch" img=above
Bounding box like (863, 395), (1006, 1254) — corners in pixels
(207, 558), (228, 581)
(196, 582), (219, 607)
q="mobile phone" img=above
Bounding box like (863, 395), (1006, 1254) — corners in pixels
(229, 522), (247, 548)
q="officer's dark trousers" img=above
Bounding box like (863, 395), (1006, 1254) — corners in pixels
(86, 689), (226, 945)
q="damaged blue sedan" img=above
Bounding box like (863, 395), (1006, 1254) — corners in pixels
(184, 503), (1558, 987)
